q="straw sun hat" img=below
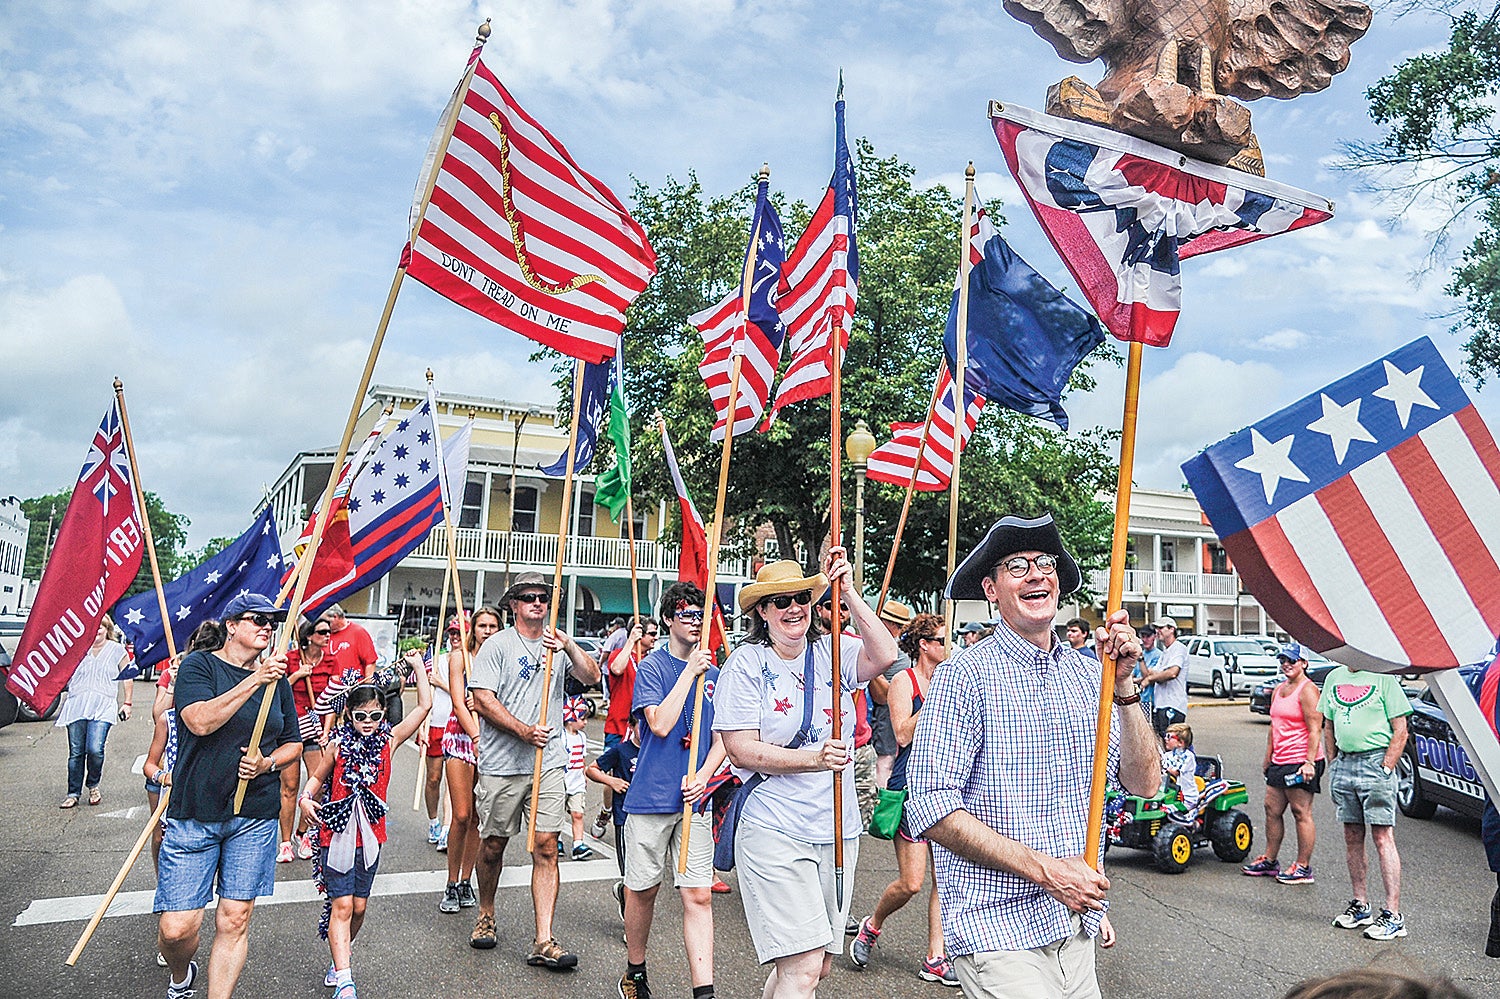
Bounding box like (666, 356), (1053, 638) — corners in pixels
(737, 559), (830, 613)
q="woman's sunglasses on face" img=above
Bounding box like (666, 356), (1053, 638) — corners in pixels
(350, 709), (385, 723)
(238, 613), (275, 628)
(760, 591), (812, 611)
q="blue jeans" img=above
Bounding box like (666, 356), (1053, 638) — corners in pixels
(66, 719), (111, 797)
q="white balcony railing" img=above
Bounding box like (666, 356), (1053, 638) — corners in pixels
(406, 526), (754, 578)
(1089, 568), (1244, 601)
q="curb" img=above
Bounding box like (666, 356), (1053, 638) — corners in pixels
(1187, 699), (1250, 710)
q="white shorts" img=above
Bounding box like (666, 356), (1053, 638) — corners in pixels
(566, 791), (587, 816)
(622, 811), (714, 891)
(735, 816), (858, 964)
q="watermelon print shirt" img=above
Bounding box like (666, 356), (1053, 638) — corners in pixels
(1317, 666), (1412, 753)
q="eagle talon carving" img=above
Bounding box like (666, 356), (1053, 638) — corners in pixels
(1007, 0), (1372, 171)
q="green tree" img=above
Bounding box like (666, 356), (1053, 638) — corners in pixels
(1344, 5), (1500, 382)
(21, 489), (191, 597)
(549, 142), (1115, 606)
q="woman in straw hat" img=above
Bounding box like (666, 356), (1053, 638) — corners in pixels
(711, 547), (898, 999)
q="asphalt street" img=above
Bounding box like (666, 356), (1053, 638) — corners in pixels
(2, 686), (1498, 998)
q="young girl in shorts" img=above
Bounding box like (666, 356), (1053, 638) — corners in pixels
(300, 651), (431, 999)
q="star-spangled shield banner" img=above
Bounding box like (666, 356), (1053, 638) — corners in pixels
(1183, 337), (1500, 673)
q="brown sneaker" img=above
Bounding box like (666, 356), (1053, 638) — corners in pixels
(526, 937), (577, 970)
(469, 912), (497, 950)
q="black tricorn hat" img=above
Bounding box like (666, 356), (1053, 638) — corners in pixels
(944, 514), (1082, 600)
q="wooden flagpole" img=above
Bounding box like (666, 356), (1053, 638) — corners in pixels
(527, 359), (587, 853)
(678, 164), (768, 872)
(873, 370), (945, 616)
(65, 787), (171, 965)
(235, 19), (492, 814)
(1084, 339), (1144, 869)
(112, 379), (179, 668)
(625, 495), (641, 628)
(943, 164), (976, 656)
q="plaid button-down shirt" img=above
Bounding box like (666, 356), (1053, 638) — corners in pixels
(905, 616), (1119, 955)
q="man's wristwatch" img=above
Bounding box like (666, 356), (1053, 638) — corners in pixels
(267, 758), (279, 775)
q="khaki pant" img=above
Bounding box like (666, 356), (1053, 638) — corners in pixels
(953, 920), (1099, 999)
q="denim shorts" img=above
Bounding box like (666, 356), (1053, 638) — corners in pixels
(1330, 750), (1398, 826)
(320, 845), (379, 899)
(153, 816), (278, 911)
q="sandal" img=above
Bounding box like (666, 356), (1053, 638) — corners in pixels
(469, 912), (497, 950)
(526, 937), (578, 970)
(60, 796), (79, 809)
(88, 787), (102, 806)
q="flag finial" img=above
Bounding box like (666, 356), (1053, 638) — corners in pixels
(966, 161), (975, 180)
(112, 376), (123, 393)
(476, 18), (491, 43)
(382, 399), (395, 415)
(837, 70), (844, 101)
(759, 163), (770, 182)
(425, 367), (434, 383)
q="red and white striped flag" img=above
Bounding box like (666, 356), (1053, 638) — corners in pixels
(866, 365), (985, 491)
(764, 88), (858, 425)
(694, 293), (782, 440)
(405, 45), (657, 364)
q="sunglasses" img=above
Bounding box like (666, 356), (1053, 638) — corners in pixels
(513, 592), (550, 604)
(238, 613), (276, 628)
(313, 627), (332, 636)
(350, 709), (386, 723)
(674, 609), (704, 623)
(643, 631), (659, 639)
(761, 591), (813, 611)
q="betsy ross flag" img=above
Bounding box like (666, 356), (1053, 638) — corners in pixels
(1184, 337), (1500, 673)
(405, 42), (657, 364)
(659, 417), (728, 651)
(866, 365), (985, 491)
(116, 506), (284, 671)
(764, 82), (859, 425)
(991, 102), (1331, 347)
(6, 402), (144, 711)
(694, 174), (790, 441)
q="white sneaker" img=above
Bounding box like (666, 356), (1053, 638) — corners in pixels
(294, 831), (315, 860)
(427, 818), (443, 844)
(276, 841), (294, 864)
(435, 826), (449, 853)
(589, 808), (610, 840)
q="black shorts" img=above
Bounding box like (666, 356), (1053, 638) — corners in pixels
(1265, 759), (1325, 795)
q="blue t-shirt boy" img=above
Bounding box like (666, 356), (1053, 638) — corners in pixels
(623, 646), (720, 816)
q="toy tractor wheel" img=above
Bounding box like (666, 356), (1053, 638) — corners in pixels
(1209, 809), (1253, 862)
(1152, 824), (1193, 873)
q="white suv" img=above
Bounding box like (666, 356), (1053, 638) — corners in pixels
(1182, 637), (1282, 698)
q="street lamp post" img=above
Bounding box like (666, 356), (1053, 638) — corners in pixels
(844, 419), (877, 593)
(504, 406), (542, 595)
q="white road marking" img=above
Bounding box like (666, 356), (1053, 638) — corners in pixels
(12, 859), (624, 928)
(96, 805), (146, 820)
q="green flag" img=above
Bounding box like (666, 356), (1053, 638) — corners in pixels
(595, 350), (632, 521)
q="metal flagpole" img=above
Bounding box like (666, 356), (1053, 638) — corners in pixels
(679, 164), (768, 873)
(1084, 339), (1144, 869)
(528, 359), (587, 854)
(874, 369), (945, 616)
(943, 164), (976, 656)
(235, 19), (493, 814)
(416, 555), (454, 810)
(112, 379), (180, 668)
(828, 268), (847, 907)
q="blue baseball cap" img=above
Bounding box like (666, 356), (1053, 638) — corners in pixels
(1276, 643), (1306, 662)
(222, 592), (288, 621)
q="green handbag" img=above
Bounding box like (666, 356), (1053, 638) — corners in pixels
(868, 787), (908, 840)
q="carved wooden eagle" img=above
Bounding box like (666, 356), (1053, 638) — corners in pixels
(1003, 0), (1372, 171)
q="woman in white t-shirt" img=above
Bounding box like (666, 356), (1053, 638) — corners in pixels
(57, 615), (132, 807)
(712, 548), (898, 999)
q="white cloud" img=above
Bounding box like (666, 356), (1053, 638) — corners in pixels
(1254, 328), (1310, 351)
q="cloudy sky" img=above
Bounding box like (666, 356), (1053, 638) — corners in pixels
(1, 0), (1470, 546)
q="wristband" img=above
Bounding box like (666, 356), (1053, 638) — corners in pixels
(1112, 687), (1141, 705)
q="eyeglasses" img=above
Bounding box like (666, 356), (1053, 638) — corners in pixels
(513, 592), (550, 604)
(674, 609), (704, 623)
(313, 627), (332, 636)
(350, 709), (385, 723)
(238, 613), (275, 628)
(997, 554), (1059, 578)
(761, 591), (813, 610)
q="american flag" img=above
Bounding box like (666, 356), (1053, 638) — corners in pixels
(866, 364), (985, 491)
(990, 103), (1331, 347)
(1184, 337), (1500, 673)
(405, 45), (657, 365)
(694, 174), (789, 440)
(764, 84), (859, 425)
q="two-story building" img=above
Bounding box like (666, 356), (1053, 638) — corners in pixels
(265, 385), (755, 641)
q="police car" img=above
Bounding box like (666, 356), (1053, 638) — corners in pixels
(1398, 666), (1487, 822)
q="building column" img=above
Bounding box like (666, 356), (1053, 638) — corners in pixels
(1194, 537), (1204, 589)
(567, 572), (580, 635)
(1196, 603), (1206, 635)
(376, 574), (391, 616)
(1258, 605), (1267, 634)
(473, 567), (486, 609)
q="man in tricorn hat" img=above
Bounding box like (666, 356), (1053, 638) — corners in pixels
(905, 514), (1160, 998)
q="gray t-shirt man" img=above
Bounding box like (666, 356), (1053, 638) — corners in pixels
(1154, 637), (1190, 713)
(469, 627), (568, 776)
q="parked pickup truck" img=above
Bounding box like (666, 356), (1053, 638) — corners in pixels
(1182, 636), (1283, 698)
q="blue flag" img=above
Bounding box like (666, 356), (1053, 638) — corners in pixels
(114, 505), (285, 671)
(943, 200), (1104, 430)
(540, 354), (614, 475)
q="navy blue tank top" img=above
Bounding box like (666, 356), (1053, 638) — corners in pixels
(887, 668), (924, 792)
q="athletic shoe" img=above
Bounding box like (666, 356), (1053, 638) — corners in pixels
(618, 970), (652, 999)
(470, 912), (498, 949)
(1241, 855), (1280, 877)
(276, 841), (294, 864)
(333, 984), (357, 999)
(590, 808), (611, 840)
(435, 827), (449, 853)
(439, 883), (461, 914)
(457, 880), (477, 908)
(919, 954), (961, 987)
(558, 839), (567, 856)
(572, 843), (595, 861)
(166, 960), (198, 999)
(613, 880), (626, 920)
(428, 818), (443, 844)
(846, 916), (861, 935)
(156, 952), (168, 968)
(527, 937), (578, 970)
(710, 879), (731, 894)
(294, 831), (315, 860)
(324, 962), (338, 987)
(849, 917), (880, 968)
(1332, 899), (1375, 929)
(1363, 909), (1407, 940)
(1276, 864), (1315, 885)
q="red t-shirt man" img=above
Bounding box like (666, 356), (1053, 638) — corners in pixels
(324, 604), (377, 679)
(605, 622), (657, 740)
